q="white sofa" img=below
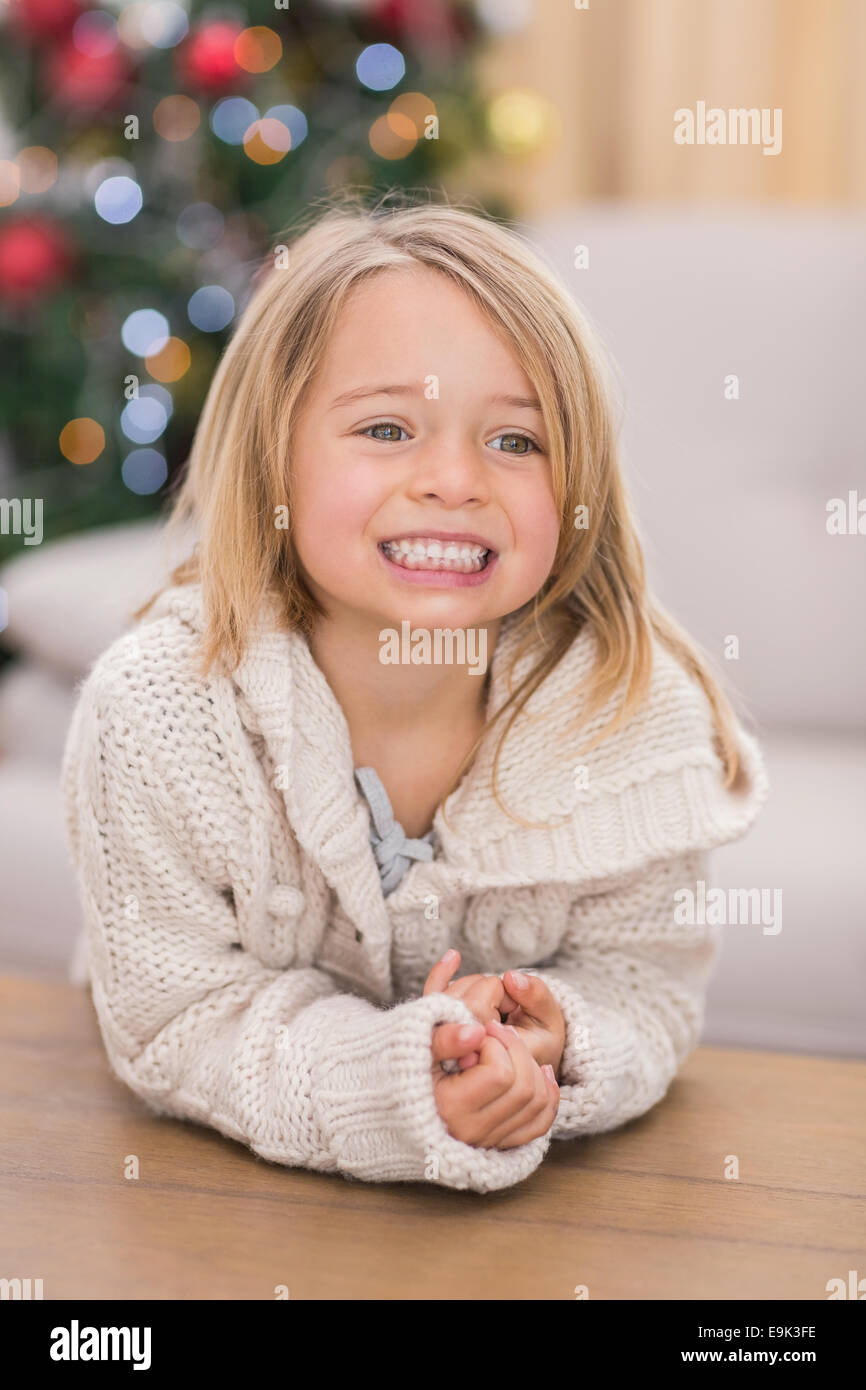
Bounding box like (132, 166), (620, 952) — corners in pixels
(1, 204), (864, 1056)
(528, 204), (866, 1057)
(0, 520), (192, 976)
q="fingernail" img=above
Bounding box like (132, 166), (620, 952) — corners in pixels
(440, 948), (457, 964)
(542, 1064), (558, 1086)
(506, 1024), (519, 1037)
(457, 1024), (480, 1043)
(509, 970), (528, 989)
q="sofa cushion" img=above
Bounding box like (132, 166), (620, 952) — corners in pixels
(530, 206), (866, 730)
(0, 660), (79, 761)
(0, 518), (194, 680)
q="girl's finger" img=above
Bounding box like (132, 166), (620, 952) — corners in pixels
(503, 969), (556, 1027)
(457, 1050), (480, 1070)
(457, 1019), (537, 1136)
(434, 1030), (516, 1112)
(490, 1071), (560, 1149)
(430, 1019), (485, 1065)
(423, 948), (461, 996)
(482, 1047), (559, 1147)
(437, 1026), (552, 1141)
(461, 975), (510, 1023)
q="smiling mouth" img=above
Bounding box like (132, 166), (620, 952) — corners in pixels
(378, 537), (494, 574)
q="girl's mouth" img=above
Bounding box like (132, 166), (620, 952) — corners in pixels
(377, 537), (498, 588)
(380, 537), (491, 573)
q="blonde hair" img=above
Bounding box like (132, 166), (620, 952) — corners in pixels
(135, 189), (747, 825)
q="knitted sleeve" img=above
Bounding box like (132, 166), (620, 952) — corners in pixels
(524, 849), (722, 1139)
(60, 672), (550, 1193)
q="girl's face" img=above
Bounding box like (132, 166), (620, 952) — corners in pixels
(289, 265), (562, 636)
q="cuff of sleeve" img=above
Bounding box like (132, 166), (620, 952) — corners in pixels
(526, 968), (636, 1139)
(303, 990), (551, 1192)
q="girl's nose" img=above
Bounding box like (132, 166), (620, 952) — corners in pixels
(408, 443), (490, 508)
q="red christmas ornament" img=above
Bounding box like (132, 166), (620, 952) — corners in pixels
(371, 0), (461, 44)
(44, 40), (129, 108)
(176, 21), (247, 94)
(7, 0), (82, 43)
(0, 218), (74, 304)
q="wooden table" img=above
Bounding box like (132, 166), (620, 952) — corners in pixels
(2, 973), (864, 1300)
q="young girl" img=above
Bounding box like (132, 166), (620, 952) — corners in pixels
(61, 195), (768, 1194)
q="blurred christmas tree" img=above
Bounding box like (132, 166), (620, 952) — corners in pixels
(0, 0), (528, 564)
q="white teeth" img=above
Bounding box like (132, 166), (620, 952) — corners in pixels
(381, 537), (491, 573)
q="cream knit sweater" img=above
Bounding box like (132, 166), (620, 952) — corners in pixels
(60, 581), (768, 1193)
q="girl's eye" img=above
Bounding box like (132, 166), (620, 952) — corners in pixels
(357, 423), (540, 452)
(488, 432), (538, 455)
(359, 421), (409, 442)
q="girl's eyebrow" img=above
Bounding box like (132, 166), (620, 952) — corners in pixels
(329, 383), (415, 410)
(328, 383), (542, 411)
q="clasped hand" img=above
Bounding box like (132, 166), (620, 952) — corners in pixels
(423, 949), (566, 1151)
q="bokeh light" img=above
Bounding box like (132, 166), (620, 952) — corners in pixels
(122, 448), (167, 495)
(121, 308), (169, 356)
(243, 118), (290, 165)
(121, 394), (168, 443)
(210, 96), (258, 145)
(178, 19), (244, 91)
(141, 1), (188, 48)
(146, 335), (191, 381)
(234, 26), (282, 73)
(0, 217), (71, 300)
(59, 417), (105, 465)
(176, 202), (224, 249)
(356, 43), (405, 92)
(369, 112), (416, 160)
(84, 157), (134, 197)
(139, 382), (173, 420)
(486, 88), (554, 154)
(153, 95), (200, 141)
(72, 11), (118, 58)
(388, 91), (437, 138)
(17, 147), (59, 194)
(187, 285), (234, 332)
(47, 43), (128, 109)
(94, 175), (142, 224)
(0, 162), (20, 207)
(475, 0), (532, 33)
(117, 2), (154, 50)
(9, 0), (80, 41)
(263, 104), (307, 149)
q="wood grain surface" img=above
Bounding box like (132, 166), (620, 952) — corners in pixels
(1, 973), (863, 1300)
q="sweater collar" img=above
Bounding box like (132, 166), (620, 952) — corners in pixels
(150, 580), (769, 918)
(220, 589), (544, 927)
